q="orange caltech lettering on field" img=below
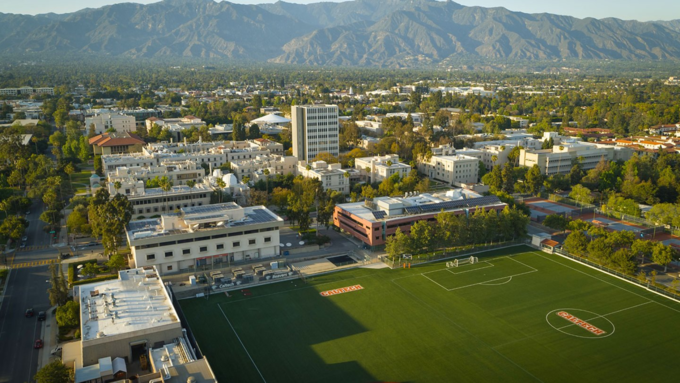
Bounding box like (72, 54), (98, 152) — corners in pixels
(557, 311), (606, 335)
(320, 285), (364, 297)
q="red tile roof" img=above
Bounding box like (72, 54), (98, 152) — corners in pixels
(89, 132), (145, 147)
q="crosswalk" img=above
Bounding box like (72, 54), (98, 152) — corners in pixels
(15, 245), (50, 253)
(10, 259), (57, 269)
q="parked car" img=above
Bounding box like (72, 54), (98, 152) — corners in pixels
(25, 308), (34, 318)
(50, 345), (62, 355)
(25, 211), (30, 216)
(37, 311), (46, 321)
(34, 339), (43, 349)
(21, 236), (27, 242)
(20, 242), (26, 249)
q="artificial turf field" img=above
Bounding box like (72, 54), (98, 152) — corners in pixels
(179, 246), (680, 383)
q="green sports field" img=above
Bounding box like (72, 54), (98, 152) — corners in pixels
(180, 246), (680, 383)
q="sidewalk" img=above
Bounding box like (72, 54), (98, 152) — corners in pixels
(37, 306), (59, 370)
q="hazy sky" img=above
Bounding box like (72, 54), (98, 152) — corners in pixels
(1, 0), (678, 21)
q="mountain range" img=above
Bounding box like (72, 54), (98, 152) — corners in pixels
(1, 0), (680, 67)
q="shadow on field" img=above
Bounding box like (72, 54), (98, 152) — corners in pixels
(179, 273), (380, 383)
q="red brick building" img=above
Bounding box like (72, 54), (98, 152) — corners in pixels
(333, 191), (507, 246)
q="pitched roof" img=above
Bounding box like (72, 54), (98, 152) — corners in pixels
(89, 132), (145, 147)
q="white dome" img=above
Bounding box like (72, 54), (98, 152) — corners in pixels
(222, 173), (238, 187)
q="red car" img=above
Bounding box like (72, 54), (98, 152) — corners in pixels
(34, 339), (43, 349)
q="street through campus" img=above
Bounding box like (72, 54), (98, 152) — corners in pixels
(0, 266), (51, 383)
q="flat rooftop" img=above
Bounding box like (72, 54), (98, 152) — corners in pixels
(127, 203), (282, 241)
(339, 189), (504, 222)
(79, 267), (179, 342)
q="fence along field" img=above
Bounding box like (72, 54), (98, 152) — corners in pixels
(179, 246), (680, 383)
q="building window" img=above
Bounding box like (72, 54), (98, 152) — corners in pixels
(167, 265), (173, 271)
(264, 237), (271, 243)
(233, 241), (240, 247)
(200, 246), (207, 252)
(183, 249), (190, 255)
(249, 239), (256, 245)
(146, 254), (155, 260)
(217, 244), (224, 250)
(165, 251), (173, 257)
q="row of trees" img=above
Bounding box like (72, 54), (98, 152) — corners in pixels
(561, 220), (677, 275)
(385, 206), (529, 258)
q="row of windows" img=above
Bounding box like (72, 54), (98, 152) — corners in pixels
(131, 194), (208, 206)
(137, 227), (276, 249)
(145, 237), (272, 260)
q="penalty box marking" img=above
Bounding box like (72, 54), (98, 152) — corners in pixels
(421, 256), (539, 292)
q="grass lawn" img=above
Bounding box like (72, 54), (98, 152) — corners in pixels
(180, 246), (680, 383)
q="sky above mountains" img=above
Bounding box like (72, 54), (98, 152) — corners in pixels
(1, 0), (678, 22)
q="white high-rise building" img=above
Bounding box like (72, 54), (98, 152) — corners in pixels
(291, 105), (339, 162)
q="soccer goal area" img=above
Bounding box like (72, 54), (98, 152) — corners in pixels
(421, 256), (538, 291)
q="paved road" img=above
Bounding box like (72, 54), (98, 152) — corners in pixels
(25, 199), (52, 248)
(0, 266), (52, 383)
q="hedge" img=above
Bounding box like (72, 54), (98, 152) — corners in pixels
(68, 259), (99, 286)
(71, 274), (117, 286)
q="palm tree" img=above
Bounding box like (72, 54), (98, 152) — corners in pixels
(64, 163), (75, 194)
(216, 178), (226, 203)
(491, 155), (498, 168)
(113, 181), (122, 196)
(263, 168), (270, 194)
(31, 136), (39, 153)
(159, 176), (173, 212)
(186, 180), (196, 207)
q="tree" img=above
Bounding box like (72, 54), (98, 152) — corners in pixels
(113, 181), (122, 195)
(563, 230), (588, 255)
(271, 187), (292, 213)
(652, 243), (675, 272)
(248, 123), (261, 139)
(632, 239), (655, 263)
(64, 163), (75, 192)
(66, 207), (88, 237)
(569, 184), (594, 205)
(525, 165), (544, 195)
(0, 216), (28, 242)
(481, 165), (502, 191)
(501, 163), (515, 193)
(250, 189), (268, 206)
(82, 263), (98, 278)
(47, 263), (69, 306)
(287, 177), (318, 232)
(34, 360), (71, 383)
(159, 176), (173, 211)
(543, 214), (570, 232)
(186, 180), (196, 206)
(56, 300), (80, 327)
(587, 237), (613, 266)
(107, 254), (128, 273)
(385, 227), (412, 258)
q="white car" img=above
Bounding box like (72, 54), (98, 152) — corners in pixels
(50, 345), (62, 355)
(22, 236), (28, 242)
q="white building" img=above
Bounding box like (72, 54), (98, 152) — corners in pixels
(418, 154), (479, 185)
(291, 105), (339, 161)
(145, 115), (204, 131)
(231, 154), (297, 182)
(126, 203), (282, 274)
(109, 181), (212, 218)
(106, 160), (205, 187)
(0, 87), (54, 96)
(76, 267), (183, 366)
(519, 142), (634, 175)
(85, 113), (136, 134)
(297, 160), (349, 194)
(354, 154), (411, 183)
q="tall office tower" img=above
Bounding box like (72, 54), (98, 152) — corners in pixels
(291, 105), (339, 161)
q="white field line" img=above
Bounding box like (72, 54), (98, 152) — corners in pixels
(218, 304), (267, 383)
(531, 251), (680, 315)
(417, 256), (538, 292)
(447, 262), (495, 275)
(446, 270), (538, 291)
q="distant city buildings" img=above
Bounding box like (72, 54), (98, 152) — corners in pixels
(0, 87), (54, 96)
(297, 160), (349, 194)
(354, 154), (411, 183)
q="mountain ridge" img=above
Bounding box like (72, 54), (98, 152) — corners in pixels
(0, 0), (679, 67)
